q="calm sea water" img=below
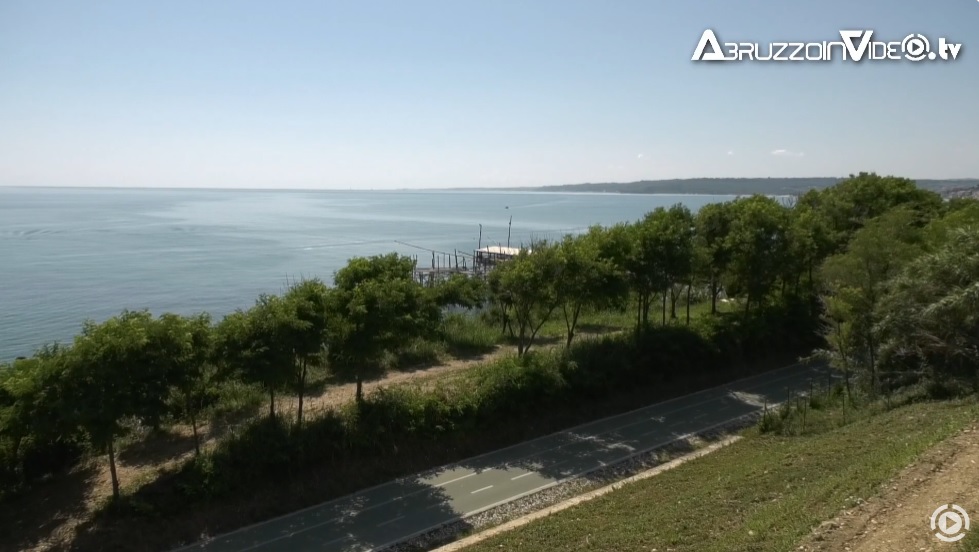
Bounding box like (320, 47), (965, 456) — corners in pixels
(0, 187), (736, 361)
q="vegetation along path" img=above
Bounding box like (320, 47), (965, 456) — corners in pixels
(175, 361), (828, 552)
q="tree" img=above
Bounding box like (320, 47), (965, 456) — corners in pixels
(431, 273), (488, 310)
(0, 346), (76, 484)
(554, 232), (628, 347)
(151, 313), (215, 456)
(923, 199), (979, 250)
(590, 222), (649, 329)
(328, 254), (441, 401)
(819, 208), (923, 394)
(624, 217), (666, 329)
(694, 201), (734, 315)
(645, 205), (695, 322)
(65, 310), (162, 500)
(215, 297), (294, 419)
(725, 196), (791, 314)
(282, 279), (331, 425)
(816, 172), (942, 250)
(785, 193), (834, 295)
(488, 243), (562, 356)
(876, 227), (979, 387)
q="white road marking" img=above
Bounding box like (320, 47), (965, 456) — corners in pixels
(173, 363), (822, 552)
(434, 472), (476, 487)
(511, 472), (533, 481)
(471, 485), (493, 494)
(376, 515), (405, 528)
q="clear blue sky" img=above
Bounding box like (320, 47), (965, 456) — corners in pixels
(1, 0), (976, 189)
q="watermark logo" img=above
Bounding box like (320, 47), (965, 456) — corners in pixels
(691, 30), (962, 62)
(931, 504), (970, 543)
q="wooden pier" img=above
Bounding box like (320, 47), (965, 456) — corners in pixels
(407, 219), (531, 286)
(410, 245), (529, 286)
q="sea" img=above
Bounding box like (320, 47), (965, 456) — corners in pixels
(0, 187), (737, 362)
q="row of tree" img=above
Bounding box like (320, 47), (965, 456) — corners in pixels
(1, 172), (968, 502)
(816, 197), (979, 397)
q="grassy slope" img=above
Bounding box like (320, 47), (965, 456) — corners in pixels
(465, 397), (979, 552)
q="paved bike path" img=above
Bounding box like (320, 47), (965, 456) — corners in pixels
(176, 362), (830, 552)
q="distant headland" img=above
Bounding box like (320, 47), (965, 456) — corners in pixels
(463, 177), (979, 198)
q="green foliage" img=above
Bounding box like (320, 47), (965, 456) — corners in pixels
(137, 299), (809, 510)
(694, 201), (735, 314)
(644, 204), (696, 322)
(440, 313), (499, 356)
(554, 230), (629, 347)
(923, 198), (979, 248)
(876, 227), (979, 388)
(282, 279), (331, 424)
(153, 312), (216, 456)
(328, 254), (442, 401)
(818, 208), (926, 393)
(214, 296), (294, 418)
(487, 243), (562, 356)
(431, 273), (488, 309)
(66, 310), (169, 499)
(724, 195), (791, 313)
(808, 172), (942, 250)
(0, 347), (82, 495)
(6, 172), (974, 532)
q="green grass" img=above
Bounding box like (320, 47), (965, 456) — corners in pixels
(958, 522), (979, 550)
(527, 299), (736, 343)
(465, 396), (979, 552)
(207, 379), (265, 426)
(441, 313), (502, 356)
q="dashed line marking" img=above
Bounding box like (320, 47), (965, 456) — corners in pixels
(377, 515), (405, 527)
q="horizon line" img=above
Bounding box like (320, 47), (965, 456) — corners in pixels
(1, 175), (977, 194)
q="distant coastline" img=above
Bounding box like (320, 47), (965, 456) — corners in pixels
(453, 177), (979, 198)
(3, 177), (978, 198)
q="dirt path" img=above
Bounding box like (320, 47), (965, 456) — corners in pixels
(274, 346), (511, 416)
(799, 423), (979, 552)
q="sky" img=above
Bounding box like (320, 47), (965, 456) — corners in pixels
(1, 0), (977, 189)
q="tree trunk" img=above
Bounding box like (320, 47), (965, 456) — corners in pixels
(355, 371), (364, 402)
(670, 287), (678, 320)
(868, 337), (877, 397)
(297, 359), (307, 426)
(636, 294), (642, 330)
(640, 293), (646, 326)
(661, 292), (667, 326)
(269, 388), (276, 418)
(685, 284), (692, 325)
(710, 277), (718, 315)
(188, 396), (201, 457)
(11, 436), (21, 469)
(107, 439), (120, 500)
(564, 304), (580, 349)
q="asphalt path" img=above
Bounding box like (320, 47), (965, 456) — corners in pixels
(175, 361), (831, 552)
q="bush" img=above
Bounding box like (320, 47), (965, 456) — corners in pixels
(390, 338), (445, 369)
(122, 295), (819, 511)
(441, 313), (500, 356)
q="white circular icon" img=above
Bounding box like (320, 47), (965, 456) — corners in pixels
(931, 504), (970, 543)
(902, 34), (931, 61)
